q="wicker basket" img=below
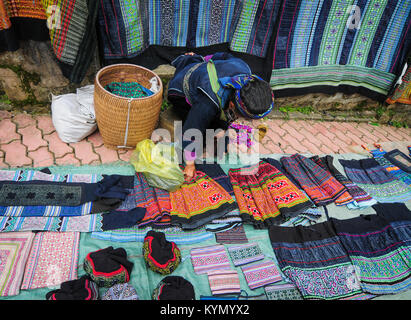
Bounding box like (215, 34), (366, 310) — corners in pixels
(94, 64), (163, 150)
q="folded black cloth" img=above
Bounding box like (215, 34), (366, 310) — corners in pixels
(46, 275), (98, 300)
(103, 207), (146, 230)
(152, 276), (195, 300)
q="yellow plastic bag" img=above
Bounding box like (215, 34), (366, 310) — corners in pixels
(130, 139), (184, 192)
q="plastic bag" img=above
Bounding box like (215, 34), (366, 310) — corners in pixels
(51, 85), (97, 143)
(130, 139), (184, 192)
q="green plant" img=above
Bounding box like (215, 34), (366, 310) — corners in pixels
(375, 104), (386, 119)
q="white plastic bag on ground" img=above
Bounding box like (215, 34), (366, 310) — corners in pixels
(51, 85), (97, 143)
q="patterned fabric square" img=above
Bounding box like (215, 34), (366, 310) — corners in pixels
(228, 242), (264, 266)
(190, 244), (231, 274)
(21, 232), (80, 290)
(264, 282), (303, 300)
(0, 232), (35, 296)
(241, 260), (282, 290)
(208, 269), (241, 295)
(215, 224), (248, 244)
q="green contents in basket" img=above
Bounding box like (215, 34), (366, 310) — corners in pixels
(104, 81), (154, 98)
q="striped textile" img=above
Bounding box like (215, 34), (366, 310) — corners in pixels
(91, 225), (214, 245)
(270, 0), (411, 100)
(215, 224), (248, 244)
(264, 282), (303, 300)
(190, 244), (231, 275)
(42, 0), (99, 83)
(0, 170), (98, 217)
(0, 232), (35, 297)
(241, 260), (282, 290)
(281, 154), (354, 206)
(228, 242), (264, 266)
(228, 160), (313, 229)
(207, 269), (241, 295)
(339, 158), (411, 203)
(133, 173), (171, 228)
(230, 0), (281, 57)
(0, 214), (103, 232)
(147, 0), (191, 47)
(194, 0), (242, 48)
(21, 232), (80, 290)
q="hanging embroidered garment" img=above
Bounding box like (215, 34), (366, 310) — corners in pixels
(331, 207), (411, 295)
(270, 0), (411, 101)
(169, 170), (237, 230)
(41, 0), (100, 83)
(228, 160), (313, 229)
(0, 0), (49, 53)
(280, 154), (354, 207)
(269, 221), (365, 300)
(310, 155), (377, 209)
(229, 0), (281, 58)
(386, 58), (411, 105)
(339, 158), (411, 203)
(189, 0), (243, 48)
(21, 232), (80, 290)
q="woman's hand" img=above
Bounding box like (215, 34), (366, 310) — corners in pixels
(184, 161), (196, 181)
(185, 52), (195, 56)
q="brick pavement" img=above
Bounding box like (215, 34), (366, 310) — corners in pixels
(0, 110), (410, 168)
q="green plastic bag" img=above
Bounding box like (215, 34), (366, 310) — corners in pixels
(130, 139), (184, 192)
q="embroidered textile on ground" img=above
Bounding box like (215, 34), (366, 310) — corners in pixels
(339, 158), (411, 203)
(228, 160), (313, 229)
(170, 170), (237, 230)
(21, 231), (80, 290)
(0, 232), (35, 297)
(269, 221), (365, 300)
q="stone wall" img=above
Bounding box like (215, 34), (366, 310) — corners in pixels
(0, 41), (409, 128)
(0, 40), (98, 114)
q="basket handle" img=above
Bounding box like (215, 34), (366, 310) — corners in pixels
(117, 98), (134, 149)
